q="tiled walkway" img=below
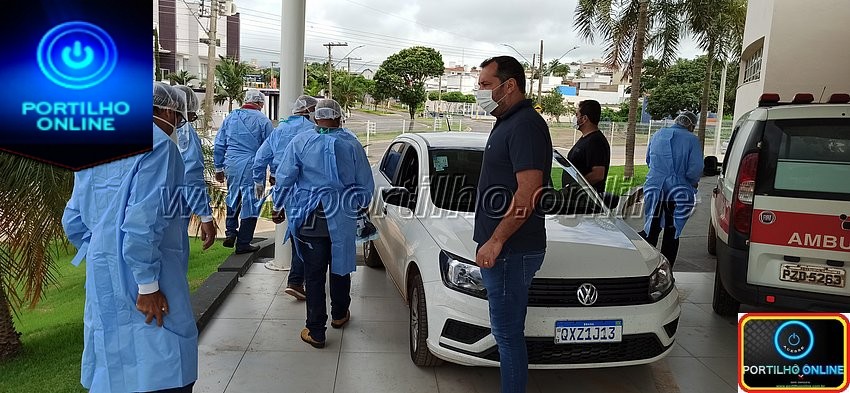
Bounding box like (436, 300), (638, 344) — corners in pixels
(195, 263), (743, 393)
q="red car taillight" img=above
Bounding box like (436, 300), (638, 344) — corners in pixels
(733, 152), (759, 235)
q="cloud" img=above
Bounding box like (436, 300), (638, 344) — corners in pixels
(235, 0), (703, 68)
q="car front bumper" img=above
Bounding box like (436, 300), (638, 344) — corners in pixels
(423, 281), (681, 369)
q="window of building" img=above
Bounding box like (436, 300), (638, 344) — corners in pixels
(742, 46), (762, 83)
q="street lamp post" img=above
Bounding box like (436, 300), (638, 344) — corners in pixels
(335, 45), (365, 68)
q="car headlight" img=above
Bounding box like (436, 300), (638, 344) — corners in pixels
(649, 255), (674, 301)
(439, 250), (487, 299)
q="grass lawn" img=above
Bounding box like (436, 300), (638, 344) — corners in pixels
(0, 238), (230, 393)
(551, 165), (648, 196)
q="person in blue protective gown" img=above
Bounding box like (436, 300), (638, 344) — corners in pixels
(271, 99), (374, 348)
(213, 88), (273, 254)
(174, 85), (216, 250)
(252, 94), (318, 301)
(639, 111), (704, 267)
(61, 82), (198, 393)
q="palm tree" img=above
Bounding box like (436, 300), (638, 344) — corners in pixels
(165, 70), (200, 86)
(575, 0), (686, 178)
(0, 154), (73, 360)
(215, 56), (253, 111)
(688, 0), (747, 148)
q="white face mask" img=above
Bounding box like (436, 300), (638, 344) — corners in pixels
(153, 114), (177, 142)
(574, 115), (585, 130)
(475, 79), (509, 115)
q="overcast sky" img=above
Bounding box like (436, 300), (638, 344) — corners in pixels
(236, 0), (703, 71)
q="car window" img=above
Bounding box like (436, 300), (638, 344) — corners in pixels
(396, 145), (419, 193)
(768, 118), (850, 195)
(428, 149), (482, 212)
(380, 142), (405, 181)
(426, 148), (606, 215)
(722, 123), (743, 176)
(724, 120), (758, 183)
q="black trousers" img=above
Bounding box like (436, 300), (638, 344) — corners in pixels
(140, 382), (194, 393)
(640, 200), (680, 267)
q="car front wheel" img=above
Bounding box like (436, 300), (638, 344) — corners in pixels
(363, 240), (383, 268)
(409, 272), (443, 367)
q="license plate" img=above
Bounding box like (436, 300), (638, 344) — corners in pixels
(779, 263), (846, 288)
(554, 320), (622, 344)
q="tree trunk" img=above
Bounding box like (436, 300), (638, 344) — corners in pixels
(698, 39), (716, 149)
(625, 0), (650, 179)
(0, 286), (22, 361)
(154, 28), (161, 81)
(408, 104), (415, 120)
(228, 100), (233, 112)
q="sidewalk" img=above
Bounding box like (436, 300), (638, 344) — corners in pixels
(195, 264), (741, 393)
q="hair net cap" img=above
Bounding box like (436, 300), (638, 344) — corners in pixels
(175, 85), (199, 113)
(314, 99), (344, 120)
(675, 111), (698, 128)
(153, 82), (187, 121)
(292, 95), (319, 114)
(245, 89), (265, 104)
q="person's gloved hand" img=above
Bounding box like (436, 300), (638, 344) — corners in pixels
(254, 183), (265, 200)
(269, 176), (276, 186)
(215, 172), (225, 183)
(271, 210), (286, 224)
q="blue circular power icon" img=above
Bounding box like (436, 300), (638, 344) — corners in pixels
(37, 21), (118, 90)
(774, 321), (814, 361)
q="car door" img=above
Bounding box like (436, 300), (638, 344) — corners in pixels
(713, 117), (755, 244)
(373, 141), (405, 269)
(382, 142), (421, 283)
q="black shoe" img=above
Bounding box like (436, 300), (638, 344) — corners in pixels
(235, 244), (260, 254)
(222, 236), (236, 248)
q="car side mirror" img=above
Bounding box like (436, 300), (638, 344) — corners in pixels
(382, 187), (415, 210)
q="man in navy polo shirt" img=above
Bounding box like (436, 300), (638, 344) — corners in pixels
(473, 55), (553, 393)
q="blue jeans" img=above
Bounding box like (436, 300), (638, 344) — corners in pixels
(295, 235), (351, 342)
(225, 191), (258, 249)
(480, 248), (546, 393)
(288, 240), (304, 286)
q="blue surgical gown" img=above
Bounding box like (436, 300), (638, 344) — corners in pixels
(178, 122), (212, 218)
(252, 115), (315, 201)
(273, 128), (374, 276)
(62, 124), (198, 393)
(213, 108), (273, 219)
(642, 124), (704, 238)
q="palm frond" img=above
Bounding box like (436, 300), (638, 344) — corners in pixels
(0, 153), (73, 312)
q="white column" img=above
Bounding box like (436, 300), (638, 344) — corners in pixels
(714, 61), (728, 157)
(266, 0), (306, 271)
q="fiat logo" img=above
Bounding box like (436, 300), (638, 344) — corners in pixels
(577, 283), (598, 306)
(760, 211), (776, 225)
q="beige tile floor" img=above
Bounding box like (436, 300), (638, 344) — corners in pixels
(194, 262), (744, 393)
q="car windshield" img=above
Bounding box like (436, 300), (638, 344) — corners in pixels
(427, 148), (606, 215)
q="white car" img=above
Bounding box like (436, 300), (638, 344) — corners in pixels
(364, 132), (681, 369)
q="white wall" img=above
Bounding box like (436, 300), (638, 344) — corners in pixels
(733, 0), (850, 123)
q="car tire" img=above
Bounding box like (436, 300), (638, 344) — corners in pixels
(704, 156), (719, 176)
(712, 261), (740, 316)
(408, 272), (443, 367)
(363, 240), (383, 268)
(707, 220), (717, 256)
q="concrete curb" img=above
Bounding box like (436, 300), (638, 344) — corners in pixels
(191, 236), (277, 334)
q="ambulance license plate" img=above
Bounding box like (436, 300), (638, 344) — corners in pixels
(779, 264), (845, 288)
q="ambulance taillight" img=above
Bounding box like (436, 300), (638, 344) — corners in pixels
(733, 152), (759, 235)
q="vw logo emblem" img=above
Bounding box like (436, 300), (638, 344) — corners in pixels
(577, 283), (598, 306)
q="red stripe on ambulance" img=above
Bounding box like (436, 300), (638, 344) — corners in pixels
(750, 209), (850, 252)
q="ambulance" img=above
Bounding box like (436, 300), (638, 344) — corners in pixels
(708, 92), (850, 315)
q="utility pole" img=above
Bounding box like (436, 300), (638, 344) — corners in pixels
(537, 39), (544, 99)
(529, 53), (536, 97)
(346, 57), (362, 74)
(202, 0), (219, 133)
(323, 42), (347, 99)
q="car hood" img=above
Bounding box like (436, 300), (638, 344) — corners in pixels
(420, 212), (662, 278)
